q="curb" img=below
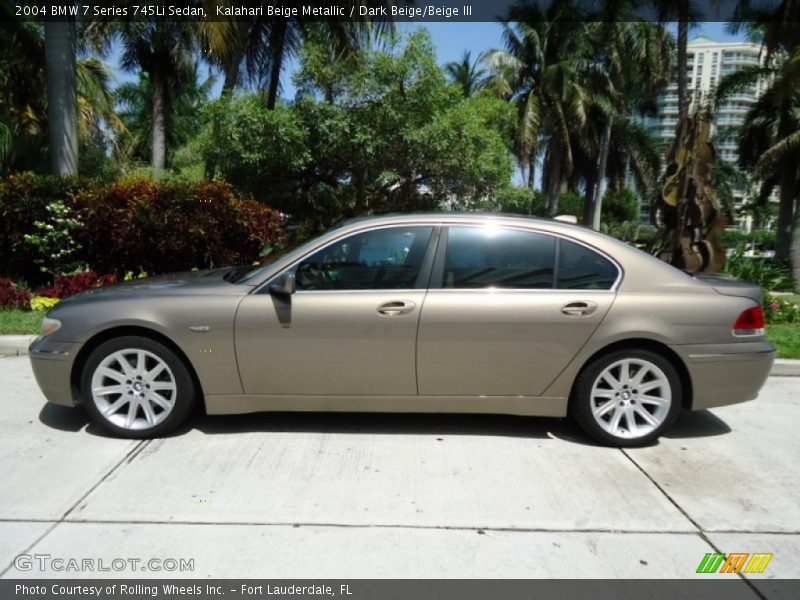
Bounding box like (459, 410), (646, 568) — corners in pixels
(2, 335), (800, 376)
(0, 335), (37, 357)
(771, 359), (800, 377)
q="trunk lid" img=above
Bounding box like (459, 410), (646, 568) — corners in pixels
(695, 274), (763, 304)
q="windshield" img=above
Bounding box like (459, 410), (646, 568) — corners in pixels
(228, 235), (322, 284)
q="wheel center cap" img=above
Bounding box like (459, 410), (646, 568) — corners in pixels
(133, 382), (144, 392)
(621, 391), (631, 401)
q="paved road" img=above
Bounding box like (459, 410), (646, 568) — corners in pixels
(0, 356), (798, 586)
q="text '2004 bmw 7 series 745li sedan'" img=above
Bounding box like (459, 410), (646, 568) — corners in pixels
(29, 214), (775, 446)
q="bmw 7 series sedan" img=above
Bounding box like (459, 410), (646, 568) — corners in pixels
(29, 214), (775, 446)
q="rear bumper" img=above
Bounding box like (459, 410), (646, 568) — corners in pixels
(672, 341), (775, 410)
(28, 336), (80, 407)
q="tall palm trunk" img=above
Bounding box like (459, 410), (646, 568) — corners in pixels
(150, 60), (168, 173)
(776, 153), (797, 262)
(45, 19), (78, 176)
(527, 154), (536, 191)
(545, 144), (562, 216)
(266, 22), (288, 110)
(676, 3), (689, 120)
(591, 115), (614, 230)
(792, 201), (800, 292)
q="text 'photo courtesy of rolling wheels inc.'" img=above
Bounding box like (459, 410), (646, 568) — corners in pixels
(1, 0), (799, 597)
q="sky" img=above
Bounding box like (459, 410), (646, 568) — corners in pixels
(107, 21), (749, 99)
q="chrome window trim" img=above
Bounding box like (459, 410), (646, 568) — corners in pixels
(252, 219), (624, 294)
(252, 223), (437, 295)
(434, 224), (624, 292)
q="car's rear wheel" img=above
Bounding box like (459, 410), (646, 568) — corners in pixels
(570, 349), (681, 447)
(81, 336), (196, 438)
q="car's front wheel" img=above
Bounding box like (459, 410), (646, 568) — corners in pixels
(81, 336), (196, 438)
(570, 349), (682, 447)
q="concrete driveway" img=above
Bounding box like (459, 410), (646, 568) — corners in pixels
(0, 355), (798, 584)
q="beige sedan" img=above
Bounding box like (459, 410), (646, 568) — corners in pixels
(29, 214), (775, 446)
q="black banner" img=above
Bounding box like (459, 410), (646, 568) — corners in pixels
(5, 0), (787, 23)
(3, 580), (800, 600)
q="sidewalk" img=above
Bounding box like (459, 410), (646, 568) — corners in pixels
(0, 355), (798, 581)
(4, 335), (799, 375)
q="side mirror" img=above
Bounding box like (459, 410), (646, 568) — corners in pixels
(269, 272), (296, 296)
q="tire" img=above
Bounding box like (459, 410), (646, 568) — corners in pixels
(80, 336), (196, 438)
(570, 349), (682, 447)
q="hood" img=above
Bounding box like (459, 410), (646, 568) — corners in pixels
(57, 267), (248, 304)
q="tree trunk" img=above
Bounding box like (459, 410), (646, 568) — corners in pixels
(527, 153), (536, 191)
(266, 22), (287, 110)
(792, 198), (800, 292)
(775, 154), (796, 262)
(150, 60), (168, 173)
(546, 144), (562, 217)
(677, 4), (689, 121)
(45, 19), (78, 177)
(222, 58), (240, 93)
(582, 171), (596, 226)
(592, 115), (614, 230)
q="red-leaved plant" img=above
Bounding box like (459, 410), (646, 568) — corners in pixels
(36, 271), (116, 299)
(0, 277), (32, 309)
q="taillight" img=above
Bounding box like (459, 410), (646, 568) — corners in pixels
(732, 306), (764, 336)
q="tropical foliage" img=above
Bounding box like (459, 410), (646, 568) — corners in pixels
(485, 0), (672, 222)
(205, 32), (514, 232)
(1, 2), (798, 293)
(715, 4), (800, 272)
(0, 173), (285, 284)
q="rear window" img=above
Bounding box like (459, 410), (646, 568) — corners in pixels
(557, 239), (618, 290)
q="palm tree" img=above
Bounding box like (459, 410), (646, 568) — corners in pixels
(116, 61), (214, 169)
(44, 19), (78, 176)
(715, 19), (800, 264)
(444, 51), (486, 98)
(0, 11), (47, 173)
(203, 6), (392, 109)
(652, 0), (699, 121)
(1, 10), (122, 176)
(486, 0), (590, 214)
(85, 21), (196, 172)
(583, 13), (672, 229)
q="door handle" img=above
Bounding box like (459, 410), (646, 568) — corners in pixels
(561, 301), (597, 317)
(377, 300), (416, 316)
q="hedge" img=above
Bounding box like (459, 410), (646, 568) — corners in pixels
(0, 173), (285, 286)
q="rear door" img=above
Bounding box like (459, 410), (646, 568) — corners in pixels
(416, 225), (619, 397)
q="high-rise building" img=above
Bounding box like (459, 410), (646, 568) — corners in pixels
(641, 36), (768, 226)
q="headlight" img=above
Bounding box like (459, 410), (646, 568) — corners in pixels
(40, 317), (62, 338)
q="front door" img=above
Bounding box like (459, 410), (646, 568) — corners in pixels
(235, 225), (435, 396)
(417, 225), (619, 397)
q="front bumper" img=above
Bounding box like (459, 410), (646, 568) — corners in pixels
(29, 336), (81, 407)
(672, 341), (776, 410)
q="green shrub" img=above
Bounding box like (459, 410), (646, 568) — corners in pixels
(725, 251), (794, 291)
(0, 173), (83, 286)
(600, 221), (658, 247)
(23, 199), (82, 277)
(601, 188), (639, 225)
(719, 229), (777, 251)
(764, 293), (800, 324)
(477, 186), (537, 214)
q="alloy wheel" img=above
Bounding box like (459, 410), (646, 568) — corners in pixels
(589, 358), (672, 439)
(89, 348), (177, 430)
